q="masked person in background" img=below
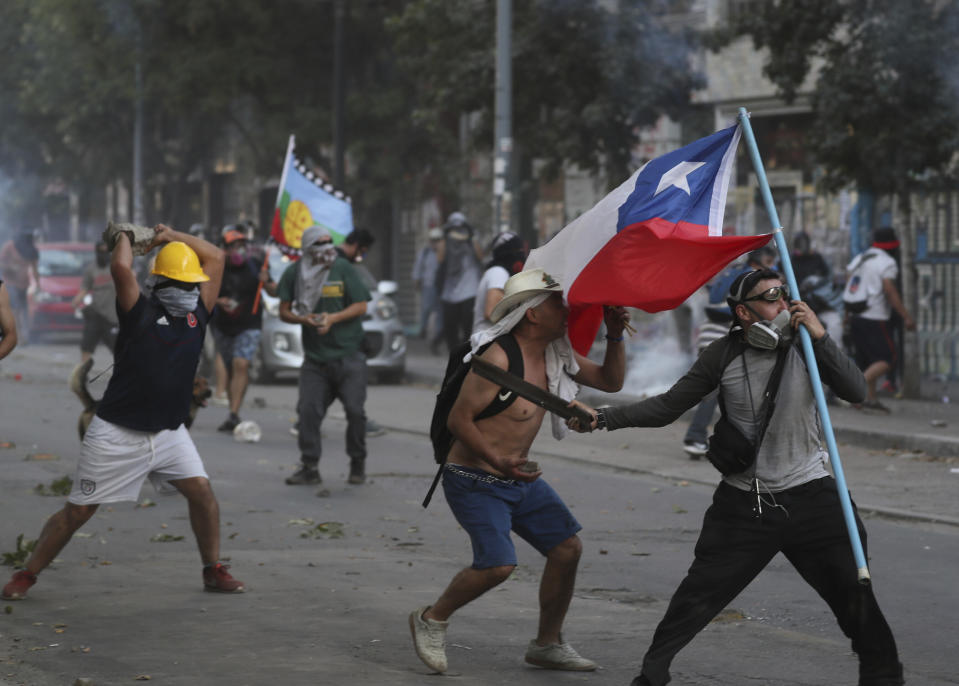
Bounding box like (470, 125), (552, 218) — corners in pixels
(73, 242), (118, 363)
(0, 230), (40, 345)
(843, 227), (915, 413)
(412, 227), (445, 353)
(279, 226), (372, 489)
(570, 268), (903, 686)
(212, 229), (276, 433)
(472, 231), (528, 335)
(435, 212), (482, 353)
(0, 279), (18, 360)
(2, 225), (245, 601)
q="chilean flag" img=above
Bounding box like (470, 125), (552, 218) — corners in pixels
(526, 123), (771, 354)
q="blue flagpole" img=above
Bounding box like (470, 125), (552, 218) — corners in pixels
(736, 107), (870, 584)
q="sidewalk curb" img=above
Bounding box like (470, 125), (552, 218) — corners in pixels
(832, 426), (959, 458)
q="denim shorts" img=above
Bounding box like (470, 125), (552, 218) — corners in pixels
(213, 327), (262, 366)
(442, 464), (581, 569)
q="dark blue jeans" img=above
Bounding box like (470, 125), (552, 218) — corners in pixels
(638, 478), (902, 686)
(683, 390), (718, 444)
(297, 351), (367, 468)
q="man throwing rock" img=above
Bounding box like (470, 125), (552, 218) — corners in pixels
(2, 225), (244, 601)
(409, 267), (628, 674)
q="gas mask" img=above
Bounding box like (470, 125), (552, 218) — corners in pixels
(745, 308), (792, 350)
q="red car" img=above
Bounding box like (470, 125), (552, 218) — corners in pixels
(28, 242), (94, 338)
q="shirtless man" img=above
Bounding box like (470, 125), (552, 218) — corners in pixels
(409, 267), (628, 674)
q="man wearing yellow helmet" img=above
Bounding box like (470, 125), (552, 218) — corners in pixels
(2, 224), (246, 602)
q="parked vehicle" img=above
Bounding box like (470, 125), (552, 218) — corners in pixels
(249, 249), (406, 384)
(28, 242), (94, 339)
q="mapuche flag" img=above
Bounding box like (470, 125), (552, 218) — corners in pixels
(526, 123), (772, 354)
(270, 135), (354, 255)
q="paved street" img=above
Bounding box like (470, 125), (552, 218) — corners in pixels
(1, 341), (957, 685)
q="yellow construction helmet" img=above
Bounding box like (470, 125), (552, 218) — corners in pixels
(151, 241), (210, 283)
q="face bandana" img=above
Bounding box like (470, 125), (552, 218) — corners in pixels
(307, 243), (337, 267)
(228, 248), (248, 267)
(745, 308), (792, 350)
(154, 282), (200, 317)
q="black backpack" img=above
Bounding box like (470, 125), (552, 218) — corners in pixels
(423, 333), (523, 506)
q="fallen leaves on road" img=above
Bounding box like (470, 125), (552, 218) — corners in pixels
(711, 608), (746, 623)
(25, 452), (59, 461)
(1, 534), (36, 567)
(34, 476), (73, 496)
(299, 522), (345, 539)
(150, 534), (184, 543)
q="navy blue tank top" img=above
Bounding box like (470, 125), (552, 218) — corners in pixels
(96, 294), (208, 432)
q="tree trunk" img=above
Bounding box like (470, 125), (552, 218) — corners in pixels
(894, 192), (921, 399)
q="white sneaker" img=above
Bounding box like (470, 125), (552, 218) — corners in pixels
(524, 638), (596, 671)
(409, 606), (448, 673)
(210, 394), (229, 407)
(682, 440), (708, 457)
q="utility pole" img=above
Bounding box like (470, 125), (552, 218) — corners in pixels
(492, 0), (512, 235)
(133, 59), (145, 225)
(333, 0), (346, 188)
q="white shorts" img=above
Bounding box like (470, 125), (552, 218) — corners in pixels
(68, 416), (209, 505)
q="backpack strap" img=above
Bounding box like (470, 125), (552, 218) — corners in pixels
(715, 336), (790, 463)
(475, 333), (524, 420)
(423, 332), (524, 508)
(714, 334), (746, 419)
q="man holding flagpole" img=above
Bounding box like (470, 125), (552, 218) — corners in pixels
(570, 268), (903, 686)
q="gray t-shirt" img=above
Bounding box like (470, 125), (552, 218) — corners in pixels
(603, 332), (866, 492)
(82, 263), (118, 324)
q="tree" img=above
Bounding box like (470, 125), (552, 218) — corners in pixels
(387, 0), (702, 229)
(720, 0), (959, 197)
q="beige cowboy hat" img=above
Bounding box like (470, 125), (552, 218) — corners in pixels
(490, 267), (563, 323)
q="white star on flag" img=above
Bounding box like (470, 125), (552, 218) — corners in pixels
(655, 161), (706, 196)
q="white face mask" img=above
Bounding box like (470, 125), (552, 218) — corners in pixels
(308, 243), (337, 266)
(745, 308), (792, 350)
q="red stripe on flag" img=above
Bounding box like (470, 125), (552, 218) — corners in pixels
(269, 207), (284, 245)
(565, 218), (771, 354)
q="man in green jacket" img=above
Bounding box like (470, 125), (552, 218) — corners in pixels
(278, 225), (371, 488)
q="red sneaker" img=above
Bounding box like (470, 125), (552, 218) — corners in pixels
(2, 570), (38, 600)
(203, 563), (245, 593)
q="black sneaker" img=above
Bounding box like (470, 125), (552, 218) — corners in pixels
(365, 419), (387, 437)
(348, 460), (366, 485)
(218, 413), (240, 432)
(285, 466), (321, 485)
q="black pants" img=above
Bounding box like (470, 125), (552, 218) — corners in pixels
(441, 298), (474, 354)
(297, 352), (367, 467)
(80, 310), (117, 354)
(639, 478), (902, 686)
